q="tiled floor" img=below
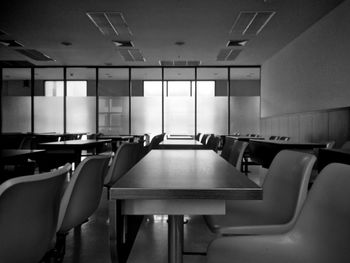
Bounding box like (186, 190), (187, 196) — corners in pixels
(62, 165), (266, 263)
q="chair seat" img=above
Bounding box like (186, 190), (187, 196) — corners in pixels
(204, 200), (292, 235)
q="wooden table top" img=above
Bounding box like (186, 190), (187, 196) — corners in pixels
(1, 149), (46, 160)
(157, 139), (204, 149)
(110, 150), (262, 200)
(166, 135), (194, 140)
(250, 139), (327, 147)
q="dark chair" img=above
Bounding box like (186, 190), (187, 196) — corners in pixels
(207, 163), (350, 263)
(205, 150), (316, 236)
(269, 135), (280, 140)
(207, 135), (220, 152)
(148, 133), (165, 151)
(0, 164), (71, 263)
(228, 140), (249, 170)
(53, 155), (110, 262)
(220, 136), (236, 161)
(279, 136), (290, 141)
(195, 132), (202, 141)
(201, 134), (210, 145)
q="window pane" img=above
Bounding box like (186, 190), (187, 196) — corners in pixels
(131, 69), (162, 135)
(34, 68), (63, 133)
(164, 68), (195, 134)
(66, 68), (95, 133)
(98, 68), (129, 135)
(230, 68), (261, 135)
(197, 68), (228, 134)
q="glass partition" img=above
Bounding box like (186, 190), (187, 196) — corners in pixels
(67, 68), (96, 134)
(230, 68), (260, 135)
(164, 68), (195, 135)
(1, 68), (32, 132)
(131, 68), (162, 136)
(197, 68), (228, 135)
(34, 68), (64, 133)
(98, 68), (129, 135)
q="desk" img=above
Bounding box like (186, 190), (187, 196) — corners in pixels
(1, 149), (46, 164)
(318, 148), (350, 171)
(39, 139), (111, 167)
(157, 139), (204, 149)
(249, 140), (327, 168)
(109, 150), (262, 263)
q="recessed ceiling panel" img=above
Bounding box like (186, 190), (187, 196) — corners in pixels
(245, 11), (275, 35)
(230, 11), (275, 35)
(15, 49), (54, 61)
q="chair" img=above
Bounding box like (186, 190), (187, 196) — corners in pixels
(341, 141), (350, 150)
(279, 136), (290, 141)
(53, 155), (110, 262)
(204, 150), (316, 235)
(104, 143), (142, 198)
(195, 132), (202, 141)
(207, 135), (220, 152)
(148, 133), (165, 151)
(0, 164), (71, 263)
(269, 135), (280, 140)
(220, 136), (236, 161)
(227, 140), (249, 170)
(201, 134), (210, 145)
(206, 163), (350, 263)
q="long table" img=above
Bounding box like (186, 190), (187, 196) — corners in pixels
(248, 139), (327, 168)
(157, 139), (204, 149)
(109, 150), (262, 263)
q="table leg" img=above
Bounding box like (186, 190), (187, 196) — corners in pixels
(168, 215), (184, 263)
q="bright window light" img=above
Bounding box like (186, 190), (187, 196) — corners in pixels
(168, 81), (191, 96)
(144, 81), (163, 96)
(195, 81), (215, 96)
(45, 81), (87, 97)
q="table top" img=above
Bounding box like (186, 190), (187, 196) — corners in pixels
(158, 139), (204, 149)
(228, 136), (265, 141)
(39, 139), (111, 149)
(166, 135), (194, 140)
(1, 149), (46, 161)
(99, 135), (135, 140)
(110, 150), (262, 200)
(250, 139), (327, 147)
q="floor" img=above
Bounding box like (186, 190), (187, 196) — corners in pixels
(62, 165), (267, 263)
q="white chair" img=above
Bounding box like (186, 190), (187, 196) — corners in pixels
(207, 163), (350, 263)
(204, 150), (316, 235)
(0, 164), (71, 263)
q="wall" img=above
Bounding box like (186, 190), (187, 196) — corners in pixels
(260, 0), (350, 145)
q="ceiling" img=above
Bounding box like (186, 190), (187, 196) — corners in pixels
(0, 0), (344, 68)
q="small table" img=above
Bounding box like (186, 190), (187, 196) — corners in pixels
(39, 139), (111, 166)
(318, 148), (350, 172)
(109, 150), (262, 263)
(157, 139), (204, 149)
(249, 140), (327, 168)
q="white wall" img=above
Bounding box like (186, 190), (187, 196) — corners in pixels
(261, 0), (350, 118)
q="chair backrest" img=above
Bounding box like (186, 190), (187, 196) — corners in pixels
(104, 143), (141, 188)
(269, 135), (280, 140)
(57, 155), (110, 233)
(148, 133), (165, 150)
(228, 140), (249, 169)
(220, 136), (236, 161)
(201, 134), (210, 145)
(195, 132), (202, 141)
(279, 136), (290, 141)
(207, 135), (220, 152)
(341, 141), (350, 150)
(261, 150), (316, 226)
(291, 163), (350, 255)
(0, 164), (71, 263)
(325, 141), (335, 149)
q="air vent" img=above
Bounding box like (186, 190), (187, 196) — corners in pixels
(15, 49), (54, 61)
(226, 40), (248, 47)
(87, 12), (132, 37)
(217, 49), (242, 61)
(118, 49), (145, 62)
(230, 11), (275, 35)
(159, 60), (201, 66)
(112, 40), (133, 48)
(0, 40), (23, 47)
(0, 60), (35, 67)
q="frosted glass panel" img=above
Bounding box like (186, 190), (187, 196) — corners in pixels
(164, 97), (194, 134)
(98, 97), (129, 135)
(230, 97), (260, 135)
(131, 97), (162, 135)
(197, 97), (228, 134)
(67, 97), (95, 133)
(34, 97), (63, 133)
(2, 97), (31, 132)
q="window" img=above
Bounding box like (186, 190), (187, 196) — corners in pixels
(45, 81), (87, 97)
